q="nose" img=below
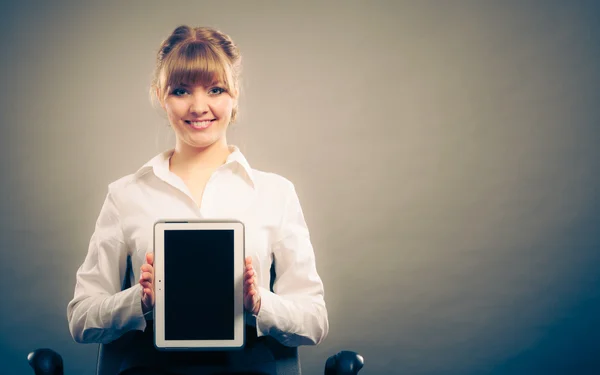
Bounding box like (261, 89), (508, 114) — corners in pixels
(189, 92), (209, 115)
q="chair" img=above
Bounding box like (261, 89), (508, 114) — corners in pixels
(27, 347), (364, 375)
(27, 256), (364, 375)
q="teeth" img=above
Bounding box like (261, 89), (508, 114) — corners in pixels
(189, 120), (212, 128)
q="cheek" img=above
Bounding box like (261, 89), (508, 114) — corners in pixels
(165, 104), (185, 124)
(214, 97), (234, 117)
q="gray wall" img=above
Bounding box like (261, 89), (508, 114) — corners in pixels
(1, 1), (599, 374)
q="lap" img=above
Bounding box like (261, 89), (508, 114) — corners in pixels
(119, 368), (176, 375)
(120, 369), (270, 375)
(116, 324), (277, 375)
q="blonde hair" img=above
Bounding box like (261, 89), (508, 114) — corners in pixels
(151, 25), (242, 123)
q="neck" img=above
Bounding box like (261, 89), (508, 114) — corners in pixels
(170, 139), (231, 175)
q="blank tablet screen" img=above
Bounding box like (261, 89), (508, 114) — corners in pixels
(164, 229), (234, 340)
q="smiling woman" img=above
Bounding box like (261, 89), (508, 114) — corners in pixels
(152, 26), (241, 164)
(65, 25), (329, 375)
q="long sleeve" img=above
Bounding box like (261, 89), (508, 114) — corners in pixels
(255, 182), (329, 347)
(66, 189), (147, 344)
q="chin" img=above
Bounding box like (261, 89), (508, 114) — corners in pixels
(186, 137), (223, 150)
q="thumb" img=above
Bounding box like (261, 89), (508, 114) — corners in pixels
(146, 252), (154, 265)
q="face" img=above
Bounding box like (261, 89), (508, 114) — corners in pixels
(161, 82), (235, 151)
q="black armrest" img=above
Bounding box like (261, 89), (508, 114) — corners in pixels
(27, 349), (63, 375)
(325, 351), (365, 375)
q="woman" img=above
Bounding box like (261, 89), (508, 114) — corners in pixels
(67, 25), (328, 375)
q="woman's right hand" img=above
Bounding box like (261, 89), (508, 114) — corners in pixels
(140, 252), (154, 314)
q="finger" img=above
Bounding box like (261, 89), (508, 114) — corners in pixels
(140, 268), (154, 279)
(244, 275), (255, 286)
(249, 288), (257, 296)
(140, 280), (152, 290)
(245, 256), (252, 266)
(244, 283), (254, 296)
(140, 272), (153, 282)
(141, 286), (152, 294)
(146, 252), (154, 265)
(141, 264), (154, 273)
(140, 276), (152, 285)
(140, 280), (152, 289)
(145, 286), (155, 297)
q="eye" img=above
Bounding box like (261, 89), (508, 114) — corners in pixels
(209, 87), (226, 95)
(171, 87), (188, 96)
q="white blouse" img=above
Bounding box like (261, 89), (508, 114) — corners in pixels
(66, 146), (329, 347)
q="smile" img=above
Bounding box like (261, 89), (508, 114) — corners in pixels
(185, 119), (215, 129)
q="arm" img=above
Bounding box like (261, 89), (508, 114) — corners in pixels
(66, 189), (147, 344)
(255, 182), (329, 347)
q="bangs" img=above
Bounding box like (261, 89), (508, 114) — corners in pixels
(160, 41), (234, 95)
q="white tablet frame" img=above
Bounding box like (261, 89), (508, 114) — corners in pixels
(153, 219), (245, 350)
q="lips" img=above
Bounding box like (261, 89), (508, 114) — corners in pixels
(185, 119), (215, 130)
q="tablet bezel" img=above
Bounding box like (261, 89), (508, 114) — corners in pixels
(153, 219), (245, 350)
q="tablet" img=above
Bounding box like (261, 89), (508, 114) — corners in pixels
(153, 220), (245, 350)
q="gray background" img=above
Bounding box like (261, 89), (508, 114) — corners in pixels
(1, 1), (599, 374)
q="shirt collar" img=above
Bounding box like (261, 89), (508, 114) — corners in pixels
(134, 145), (255, 188)
(225, 145), (255, 186)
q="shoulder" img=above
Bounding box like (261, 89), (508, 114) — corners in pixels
(107, 173), (137, 191)
(105, 165), (153, 201)
(250, 168), (297, 196)
(248, 169), (306, 216)
(106, 151), (164, 196)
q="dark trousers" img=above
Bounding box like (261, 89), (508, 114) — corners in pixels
(117, 323), (276, 375)
(120, 370), (270, 375)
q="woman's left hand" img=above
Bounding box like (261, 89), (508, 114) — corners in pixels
(244, 256), (261, 315)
